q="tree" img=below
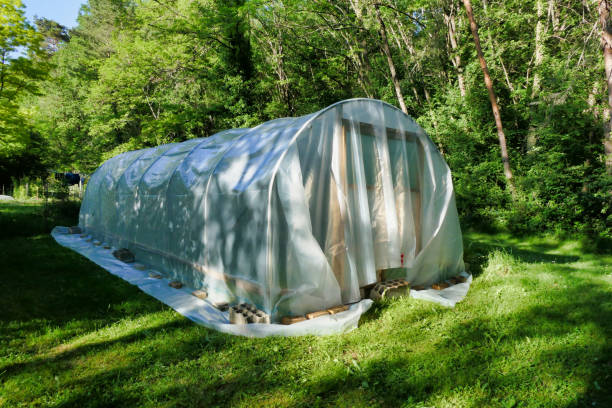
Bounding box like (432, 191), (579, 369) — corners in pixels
(0, 0), (45, 159)
(462, 0), (515, 194)
(599, 0), (612, 173)
(9, 0), (607, 236)
(531, 0), (547, 97)
(444, 0), (466, 97)
(34, 17), (70, 55)
(373, 2), (408, 113)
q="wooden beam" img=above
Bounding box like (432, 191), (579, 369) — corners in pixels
(341, 119), (419, 141)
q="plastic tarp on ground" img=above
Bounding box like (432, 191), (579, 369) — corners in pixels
(52, 226), (374, 337)
(51, 227), (470, 337)
(62, 98), (468, 335)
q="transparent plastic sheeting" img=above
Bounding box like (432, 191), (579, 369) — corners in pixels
(76, 99), (466, 325)
(51, 227), (470, 336)
(52, 227), (372, 337)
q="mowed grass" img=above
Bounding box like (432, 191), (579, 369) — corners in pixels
(0, 201), (610, 407)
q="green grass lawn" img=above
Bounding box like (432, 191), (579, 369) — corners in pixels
(0, 201), (610, 407)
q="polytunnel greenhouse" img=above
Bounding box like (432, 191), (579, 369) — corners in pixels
(53, 98), (469, 336)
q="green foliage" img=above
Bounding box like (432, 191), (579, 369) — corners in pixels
(0, 0), (47, 159)
(9, 176), (38, 200)
(2, 0), (611, 236)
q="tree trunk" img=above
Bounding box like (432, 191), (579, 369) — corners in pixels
(526, 0), (549, 152)
(0, 51), (6, 95)
(481, 0), (516, 103)
(412, 86), (422, 104)
(343, 34), (374, 98)
(462, 0), (515, 193)
(275, 42), (293, 114)
(531, 0), (546, 97)
(388, 19), (422, 104)
(599, 0), (612, 173)
(336, 1), (375, 99)
(584, 81), (600, 192)
(444, 2), (466, 97)
(396, 18), (418, 60)
(374, 5), (408, 113)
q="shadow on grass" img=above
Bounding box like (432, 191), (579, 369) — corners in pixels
(16, 322), (296, 407)
(0, 235), (165, 325)
(0, 201), (80, 240)
(1, 203), (610, 407)
(287, 280), (612, 407)
(5, 322), (251, 407)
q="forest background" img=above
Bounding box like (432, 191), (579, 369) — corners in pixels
(1, 0), (610, 241)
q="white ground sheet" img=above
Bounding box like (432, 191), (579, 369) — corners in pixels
(52, 227), (471, 337)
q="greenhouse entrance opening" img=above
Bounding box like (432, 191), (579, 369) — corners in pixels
(329, 115), (427, 301)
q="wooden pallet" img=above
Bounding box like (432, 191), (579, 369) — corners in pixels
(281, 315), (307, 325)
(432, 282), (450, 290)
(281, 304), (349, 325)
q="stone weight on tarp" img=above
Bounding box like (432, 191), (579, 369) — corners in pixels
(169, 281), (183, 289)
(68, 226), (81, 234)
(112, 248), (135, 263)
(192, 290), (208, 300)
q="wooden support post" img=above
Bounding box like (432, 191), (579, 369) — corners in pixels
(414, 139), (425, 254)
(327, 107), (349, 294)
